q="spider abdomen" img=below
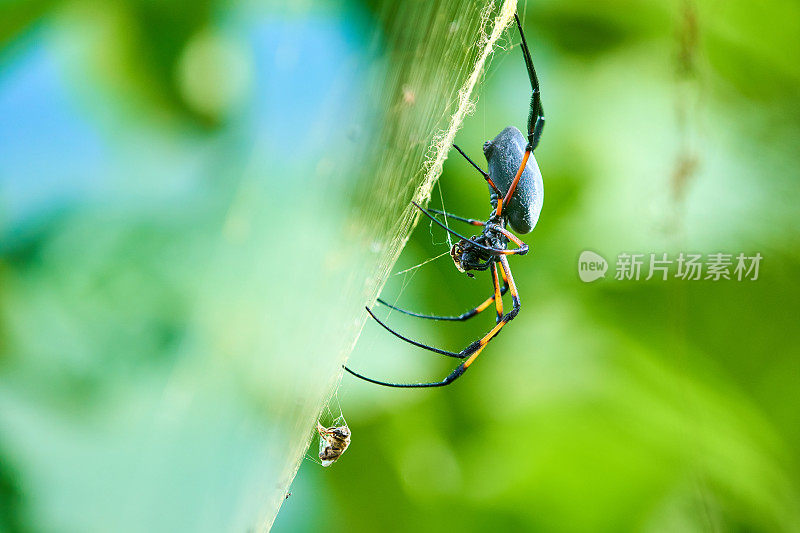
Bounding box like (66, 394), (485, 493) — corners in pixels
(483, 126), (543, 234)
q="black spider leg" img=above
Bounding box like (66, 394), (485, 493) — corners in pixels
(377, 263), (508, 321)
(361, 306), (464, 359)
(343, 256), (521, 388)
(427, 208), (485, 227)
(453, 144), (501, 195)
(412, 202), (528, 256)
(514, 13), (544, 152)
(452, 144), (488, 178)
(495, 14), (546, 217)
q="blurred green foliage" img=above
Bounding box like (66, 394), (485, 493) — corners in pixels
(1, 0), (800, 532)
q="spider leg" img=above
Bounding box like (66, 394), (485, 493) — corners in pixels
(377, 271), (507, 321)
(427, 208), (485, 227)
(452, 144), (501, 195)
(344, 256), (521, 388)
(496, 226), (529, 256)
(362, 306), (465, 358)
(413, 202), (527, 256)
(497, 14), (544, 217)
(515, 13), (544, 152)
(452, 144), (489, 178)
(492, 261), (504, 324)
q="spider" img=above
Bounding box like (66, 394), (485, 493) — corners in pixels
(345, 13), (544, 388)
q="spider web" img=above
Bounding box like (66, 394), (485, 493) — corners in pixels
(190, 1), (520, 530)
(302, 393), (349, 467)
(267, 0), (517, 527)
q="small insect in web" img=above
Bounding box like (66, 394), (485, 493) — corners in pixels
(344, 12), (545, 388)
(316, 418), (351, 467)
(309, 396), (351, 467)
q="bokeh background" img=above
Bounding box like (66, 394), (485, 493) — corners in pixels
(2, 0), (800, 532)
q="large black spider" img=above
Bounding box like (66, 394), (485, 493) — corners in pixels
(345, 13), (544, 388)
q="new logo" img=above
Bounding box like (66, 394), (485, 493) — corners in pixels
(578, 250), (608, 282)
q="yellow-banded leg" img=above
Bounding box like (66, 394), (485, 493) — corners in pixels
(462, 256), (520, 372)
(492, 262), (504, 324)
(376, 272), (506, 321)
(344, 256), (521, 388)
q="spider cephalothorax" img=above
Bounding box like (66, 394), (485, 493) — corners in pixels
(450, 218), (516, 276)
(345, 12), (544, 388)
